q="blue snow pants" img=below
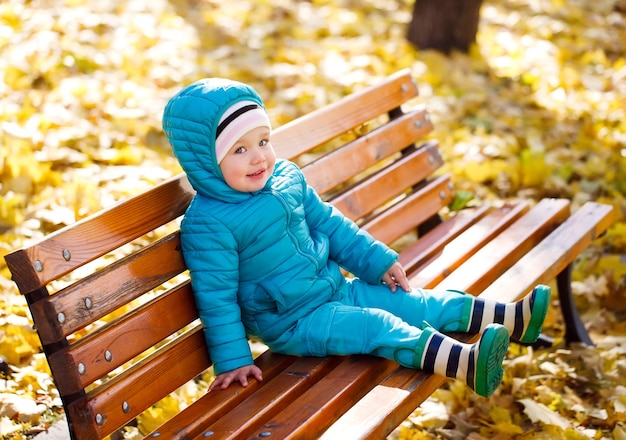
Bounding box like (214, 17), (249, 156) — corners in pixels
(266, 278), (474, 369)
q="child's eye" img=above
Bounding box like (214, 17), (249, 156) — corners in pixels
(259, 139), (268, 147)
(234, 146), (246, 154)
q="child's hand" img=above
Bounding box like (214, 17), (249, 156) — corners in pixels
(209, 364), (263, 391)
(382, 262), (411, 292)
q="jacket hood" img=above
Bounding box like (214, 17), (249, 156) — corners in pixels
(162, 78), (268, 203)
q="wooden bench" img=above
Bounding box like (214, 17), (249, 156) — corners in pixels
(5, 69), (614, 440)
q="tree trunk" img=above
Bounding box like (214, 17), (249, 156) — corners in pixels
(407, 0), (484, 53)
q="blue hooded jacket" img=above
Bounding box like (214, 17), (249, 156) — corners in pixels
(162, 78), (398, 374)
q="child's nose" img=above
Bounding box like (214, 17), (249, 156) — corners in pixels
(251, 149), (267, 164)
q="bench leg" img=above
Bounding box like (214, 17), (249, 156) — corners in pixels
(26, 288), (83, 440)
(557, 264), (594, 346)
(516, 264), (592, 349)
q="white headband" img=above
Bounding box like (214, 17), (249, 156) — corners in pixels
(215, 100), (271, 163)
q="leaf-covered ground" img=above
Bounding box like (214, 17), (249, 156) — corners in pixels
(1, 0), (625, 438)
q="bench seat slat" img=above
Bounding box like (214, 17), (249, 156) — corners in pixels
(408, 201), (530, 288)
(320, 368), (443, 440)
(435, 198), (571, 294)
(49, 282), (197, 396)
(200, 356), (343, 439)
(302, 109), (433, 195)
(244, 356), (399, 440)
(398, 205), (491, 273)
(479, 201), (615, 303)
(330, 142), (443, 221)
(271, 70), (418, 160)
(5, 175), (194, 293)
(320, 385), (411, 440)
(147, 350), (298, 439)
(363, 174), (453, 244)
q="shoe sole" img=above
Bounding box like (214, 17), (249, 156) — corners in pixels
(474, 324), (510, 397)
(519, 285), (551, 344)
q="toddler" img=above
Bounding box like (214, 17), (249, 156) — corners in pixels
(162, 78), (550, 398)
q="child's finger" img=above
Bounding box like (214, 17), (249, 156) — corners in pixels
(398, 277), (411, 292)
(382, 274), (397, 292)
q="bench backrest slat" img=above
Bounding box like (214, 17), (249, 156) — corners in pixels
(69, 325), (209, 439)
(363, 174), (453, 244)
(330, 141), (442, 221)
(271, 70), (419, 160)
(302, 108), (432, 195)
(30, 232), (186, 345)
(49, 282), (196, 396)
(5, 176), (195, 294)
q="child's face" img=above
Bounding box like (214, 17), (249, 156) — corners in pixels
(219, 126), (276, 192)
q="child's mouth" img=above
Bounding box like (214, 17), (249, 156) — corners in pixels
(248, 169), (265, 178)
